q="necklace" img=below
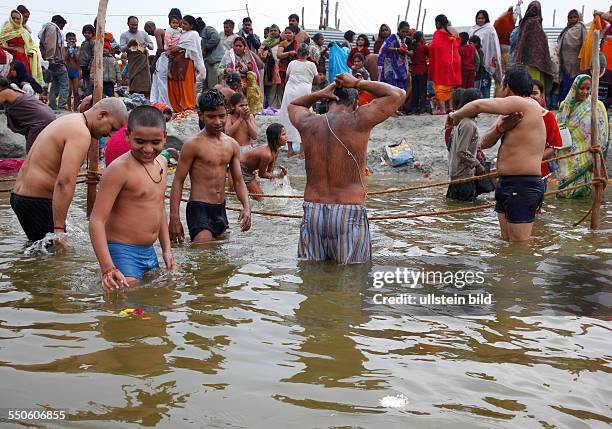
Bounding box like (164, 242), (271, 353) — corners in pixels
(82, 113), (89, 131)
(131, 152), (163, 184)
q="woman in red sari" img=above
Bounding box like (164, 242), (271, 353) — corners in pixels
(428, 14), (461, 114)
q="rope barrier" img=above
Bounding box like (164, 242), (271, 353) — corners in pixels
(0, 172), (88, 183)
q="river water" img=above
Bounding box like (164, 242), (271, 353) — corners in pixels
(0, 175), (610, 428)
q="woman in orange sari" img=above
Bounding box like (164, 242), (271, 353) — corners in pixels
(428, 14), (461, 114)
(167, 15), (206, 112)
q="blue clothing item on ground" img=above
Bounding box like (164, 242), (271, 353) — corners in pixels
(48, 64), (69, 110)
(108, 241), (159, 279)
(298, 202), (371, 265)
(494, 175), (545, 224)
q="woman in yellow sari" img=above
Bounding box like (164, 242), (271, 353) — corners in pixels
(0, 10), (42, 84)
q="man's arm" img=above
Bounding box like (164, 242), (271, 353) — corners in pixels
(257, 153), (281, 179)
(228, 142), (251, 231)
(335, 73), (405, 129)
(42, 27), (55, 61)
(168, 142), (196, 242)
(119, 33), (128, 52)
(52, 132), (91, 231)
(288, 82), (339, 132)
(480, 112), (524, 149)
(144, 33), (154, 51)
(449, 96), (527, 125)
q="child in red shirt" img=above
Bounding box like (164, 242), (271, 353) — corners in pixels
(347, 34), (371, 67)
(410, 31), (429, 114)
(458, 32), (476, 89)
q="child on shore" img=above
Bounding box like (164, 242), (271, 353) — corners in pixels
(351, 53), (370, 80)
(94, 42), (120, 97)
(165, 15), (183, 49)
(225, 92), (257, 151)
(236, 123), (288, 200)
(79, 25), (95, 96)
(64, 32), (80, 110)
(347, 34), (371, 67)
(458, 32), (476, 89)
(89, 105), (174, 291)
(410, 31), (429, 114)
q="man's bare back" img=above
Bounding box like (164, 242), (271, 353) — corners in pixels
(104, 153), (169, 246)
(13, 114), (91, 198)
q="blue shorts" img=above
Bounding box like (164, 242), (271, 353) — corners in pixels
(67, 67), (80, 80)
(108, 242), (159, 279)
(494, 175), (545, 224)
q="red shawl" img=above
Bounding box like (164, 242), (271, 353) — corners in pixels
(428, 29), (461, 86)
(494, 8), (515, 45)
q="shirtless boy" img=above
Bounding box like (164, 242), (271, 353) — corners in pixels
(89, 106), (174, 291)
(446, 64), (546, 242)
(11, 98), (128, 244)
(225, 92), (257, 150)
(169, 90), (251, 244)
(238, 122), (288, 199)
(289, 73), (405, 264)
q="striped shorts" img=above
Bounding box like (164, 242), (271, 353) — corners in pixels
(298, 202), (372, 265)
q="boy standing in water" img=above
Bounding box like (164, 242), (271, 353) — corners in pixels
(89, 106), (175, 292)
(169, 90), (251, 244)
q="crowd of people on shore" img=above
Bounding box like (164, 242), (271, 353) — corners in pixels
(1, 2), (610, 286)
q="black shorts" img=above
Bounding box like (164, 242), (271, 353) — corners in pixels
(10, 193), (54, 242)
(186, 200), (229, 241)
(494, 175), (545, 224)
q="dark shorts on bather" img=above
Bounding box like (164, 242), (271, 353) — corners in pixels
(186, 200), (229, 241)
(446, 182), (476, 202)
(494, 175), (545, 224)
(10, 192), (53, 242)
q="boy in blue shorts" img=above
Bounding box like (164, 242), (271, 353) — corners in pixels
(89, 105), (175, 291)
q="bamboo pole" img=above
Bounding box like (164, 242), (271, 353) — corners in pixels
(397, 14), (400, 28)
(404, 0), (411, 21)
(301, 7), (305, 29)
(552, 9), (556, 27)
(319, 0), (324, 29)
(325, 0), (329, 28)
(415, 0), (423, 32)
(590, 30), (603, 229)
(421, 8), (426, 32)
(334, 1), (339, 29)
(245, 3), (250, 17)
(87, 0), (109, 217)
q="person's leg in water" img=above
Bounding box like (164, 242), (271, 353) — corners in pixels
(193, 229), (214, 243)
(247, 178), (263, 201)
(287, 141), (295, 157)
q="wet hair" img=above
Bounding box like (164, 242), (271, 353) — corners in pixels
(266, 123), (285, 151)
(127, 105), (166, 133)
(66, 32), (76, 39)
(127, 16), (138, 24)
(198, 89), (227, 112)
(459, 32), (469, 45)
(475, 10), (490, 24)
(288, 13), (299, 22)
(52, 15), (67, 26)
(297, 43), (309, 58)
(223, 19), (235, 27)
(82, 24), (95, 35)
(183, 15), (196, 28)
(243, 17), (252, 24)
(344, 30), (356, 43)
(333, 87), (359, 106)
(435, 14), (450, 33)
(229, 91), (246, 107)
(452, 88), (465, 110)
(469, 35), (481, 48)
(398, 20), (410, 31)
(532, 79), (544, 94)
(460, 88), (481, 108)
(357, 34), (370, 48)
(353, 52), (365, 63)
(413, 31), (424, 44)
(503, 64), (533, 97)
(0, 76), (10, 89)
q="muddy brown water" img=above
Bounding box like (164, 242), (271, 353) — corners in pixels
(0, 175), (610, 428)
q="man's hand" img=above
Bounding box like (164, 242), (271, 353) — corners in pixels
(445, 112), (461, 129)
(475, 163), (486, 175)
(319, 82), (339, 101)
(238, 207), (252, 232)
(497, 112), (523, 133)
(334, 73), (359, 89)
(127, 39), (138, 48)
(163, 250), (176, 271)
(101, 268), (130, 292)
(279, 165), (288, 178)
(169, 216), (185, 243)
(53, 232), (69, 249)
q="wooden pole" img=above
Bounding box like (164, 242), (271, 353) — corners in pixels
(416, 0), (423, 32)
(552, 9), (556, 27)
(245, 3), (250, 17)
(397, 14), (400, 28)
(87, 0), (108, 217)
(590, 30), (603, 229)
(404, 0), (411, 21)
(421, 8), (427, 32)
(325, 0), (330, 28)
(334, 1), (339, 29)
(319, 0), (324, 29)
(301, 7), (305, 29)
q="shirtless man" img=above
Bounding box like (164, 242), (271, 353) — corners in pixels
(11, 98), (128, 243)
(89, 106), (174, 291)
(446, 64), (546, 242)
(237, 122), (288, 200)
(169, 90), (251, 244)
(289, 73), (405, 264)
(225, 92), (257, 150)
